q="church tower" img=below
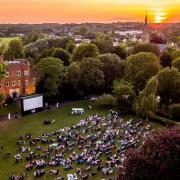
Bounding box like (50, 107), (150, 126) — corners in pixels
(142, 11), (150, 43)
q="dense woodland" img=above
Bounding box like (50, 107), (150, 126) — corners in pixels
(0, 27), (180, 123)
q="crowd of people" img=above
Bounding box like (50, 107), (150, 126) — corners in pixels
(10, 111), (152, 180)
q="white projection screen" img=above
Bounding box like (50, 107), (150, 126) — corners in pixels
(23, 95), (43, 111)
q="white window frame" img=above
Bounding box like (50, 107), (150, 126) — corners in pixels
(12, 81), (15, 87)
(24, 70), (29, 76)
(6, 81), (9, 87)
(6, 72), (9, 77)
(16, 70), (21, 76)
(25, 80), (28, 86)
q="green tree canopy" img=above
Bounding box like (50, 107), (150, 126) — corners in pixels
(171, 50), (180, 60)
(53, 48), (71, 66)
(38, 48), (54, 61)
(160, 51), (173, 67)
(0, 92), (4, 109)
(36, 57), (65, 99)
(111, 45), (127, 60)
(133, 43), (160, 56)
(79, 58), (105, 94)
(125, 52), (161, 91)
(72, 43), (99, 62)
(133, 76), (158, 119)
(157, 67), (180, 107)
(113, 79), (136, 112)
(65, 62), (82, 97)
(0, 62), (6, 79)
(172, 57), (180, 71)
(66, 39), (75, 54)
(93, 34), (113, 54)
(21, 30), (44, 45)
(4, 39), (24, 60)
(98, 53), (126, 91)
(0, 44), (6, 56)
(78, 27), (88, 36)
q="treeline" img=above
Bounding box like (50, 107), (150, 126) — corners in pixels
(1, 32), (180, 121)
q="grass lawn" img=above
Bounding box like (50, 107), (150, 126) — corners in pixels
(0, 37), (19, 47)
(0, 100), (164, 179)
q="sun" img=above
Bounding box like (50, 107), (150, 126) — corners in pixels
(155, 15), (163, 23)
(154, 11), (167, 23)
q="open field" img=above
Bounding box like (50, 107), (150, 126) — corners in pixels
(0, 101), (164, 179)
(0, 37), (19, 46)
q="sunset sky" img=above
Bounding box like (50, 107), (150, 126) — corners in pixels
(0, 0), (180, 23)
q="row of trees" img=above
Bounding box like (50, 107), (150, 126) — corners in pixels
(1, 33), (180, 119)
(35, 53), (125, 101)
(97, 51), (180, 120)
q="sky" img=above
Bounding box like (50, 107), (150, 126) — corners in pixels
(0, 0), (180, 23)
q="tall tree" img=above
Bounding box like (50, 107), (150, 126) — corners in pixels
(157, 67), (180, 107)
(160, 51), (172, 67)
(4, 39), (24, 60)
(78, 27), (88, 37)
(0, 44), (6, 56)
(53, 48), (71, 66)
(172, 57), (180, 71)
(111, 45), (127, 60)
(36, 57), (65, 99)
(65, 62), (82, 97)
(133, 43), (160, 56)
(72, 43), (99, 62)
(125, 52), (161, 91)
(21, 30), (44, 45)
(0, 62), (6, 79)
(171, 50), (180, 60)
(79, 58), (105, 94)
(0, 62), (6, 108)
(93, 34), (113, 54)
(98, 53), (126, 91)
(133, 76), (158, 120)
(113, 79), (136, 112)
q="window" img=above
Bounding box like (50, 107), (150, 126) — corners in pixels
(18, 80), (21, 86)
(25, 80), (28, 86)
(6, 81), (9, 87)
(12, 81), (15, 87)
(24, 70), (29, 76)
(16, 70), (21, 76)
(6, 72), (9, 77)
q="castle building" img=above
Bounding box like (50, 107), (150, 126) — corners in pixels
(0, 57), (36, 98)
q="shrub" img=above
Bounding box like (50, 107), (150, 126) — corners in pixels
(171, 50), (180, 60)
(172, 57), (180, 71)
(149, 112), (177, 126)
(169, 104), (180, 121)
(120, 126), (180, 180)
(97, 94), (117, 108)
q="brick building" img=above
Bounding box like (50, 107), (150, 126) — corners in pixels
(0, 57), (36, 98)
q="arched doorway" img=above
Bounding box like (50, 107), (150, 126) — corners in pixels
(12, 92), (17, 98)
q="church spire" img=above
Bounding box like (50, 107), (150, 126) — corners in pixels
(145, 11), (148, 25)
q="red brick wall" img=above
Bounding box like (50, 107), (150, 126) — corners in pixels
(0, 60), (36, 98)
